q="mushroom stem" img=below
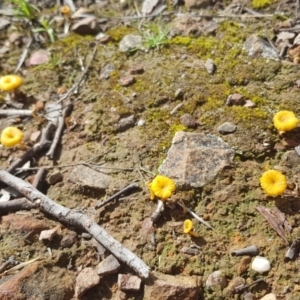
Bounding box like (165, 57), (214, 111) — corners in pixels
(151, 199), (164, 223)
(189, 231), (200, 238)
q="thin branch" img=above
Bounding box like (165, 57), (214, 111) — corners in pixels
(7, 140), (51, 174)
(0, 169), (150, 279)
(0, 198), (35, 213)
(14, 38), (33, 73)
(95, 182), (139, 208)
(0, 109), (32, 118)
(46, 103), (73, 159)
(17, 162), (133, 172)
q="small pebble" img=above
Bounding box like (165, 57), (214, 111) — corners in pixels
(39, 228), (57, 241)
(244, 99), (256, 108)
(119, 75), (135, 86)
(251, 256), (271, 273)
(180, 113), (197, 128)
(260, 293), (277, 300)
(204, 58), (216, 74)
(217, 122), (237, 134)
(226, 93), (245, 106)
(206, 270), (227, 288)
(137, 119), (145, 126)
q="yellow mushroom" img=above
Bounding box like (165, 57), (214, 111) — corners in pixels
(0, 75), (23, 92)
(60, 5), (71, 17)
(148, 175), (176, 201)
(183, 219), (199, 237)
(273, 111), (299, 132)
(1, 127), (24, 147)
(260, 169), (287, 197)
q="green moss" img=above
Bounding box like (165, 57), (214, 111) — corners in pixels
(252, 0), (274, 8)
(170, 124), (187, 136)
(229, 106), (268, 122)
(107, 26), (137, 42)
(168, 36), (191, 46)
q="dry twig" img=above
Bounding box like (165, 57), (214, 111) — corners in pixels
(46, 103), (73, 159)
(95, 182), (139, 208)
(0, 109), (32, 118)
(0, 169), (150, 278)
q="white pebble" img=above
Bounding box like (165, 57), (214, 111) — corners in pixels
(260, 293), (277, 300)
(251, 256), (271, 273)
(137, 119), (145, 126)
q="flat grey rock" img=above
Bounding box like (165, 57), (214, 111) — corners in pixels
(159, 131), (234, 188)
(217, 122), (237, 134)
(243, 34), (279, 60)
(97, 254), (120, 275)
(119, 34), (142, 52)
(69, 165), (111, 190)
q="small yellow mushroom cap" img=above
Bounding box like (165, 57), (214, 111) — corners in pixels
(273, 111), (299, 132)
(0, 75), (23, 92)
(260, 169), (287, 197)
(1, 127), (23, 147)
(183, 219), (194, 234)
(149, 175), (176, 200)
(60, 5), (71, 16)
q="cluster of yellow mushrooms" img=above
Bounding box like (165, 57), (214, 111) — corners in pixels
(260, 110), (299, 197)
(0, 75), (24, 148)
(0, 74), (298, 226)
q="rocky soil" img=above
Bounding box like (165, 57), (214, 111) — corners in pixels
(1, 0), (300, 299)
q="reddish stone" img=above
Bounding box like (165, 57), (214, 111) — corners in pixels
(1, 214), (49, 234)
(119, 75), (135, 86)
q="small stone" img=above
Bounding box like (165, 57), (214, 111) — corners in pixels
(260, 293), (277, 300)
(237, 256), (251, 275)
(25, 49), (50, 67)
(75, 268), (101, 298)
(244, 100), (256, 108)
(71, 17), (101, 35)
(244, 292), (254, 300)
(39, 228), (57, 241)
(204, 58), (216, 74)
(69, 165), (111, 190)
(225, 277), (245, 294)
(137, 119), (146, 126)
(95, 33), (111, 43)
(119, 34), (143, 52)
(277, 31), (295, 43)
(144, 272), (199, 300)
(251, 256), (271, 273)
(60, 233), (78, 248)
(184, 0), (212, 9)
(205, 270), (227, 288)
(97, 254), (121, 276)
(243, 34), (279, 60)
(82, 233), (92, 240)
(217, 122), (237, 134)
(0, 18), (10, 30)
(115, 115), (136, 132)
(294, 33), (300, 45)
(35, 100), (44, 111)
(180, 247), (200, 255)
(47, 170), (63, 185)
(180, 113), (197, 128)
(118, 274), (141, 291)
(99, 63), (115, 80)
(119, 75), (135, 86)
(8, 32), (23, 46)
(30, 131), (41, 143)
(226, 94), (245, 106)
(129, 65), (144, 75)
